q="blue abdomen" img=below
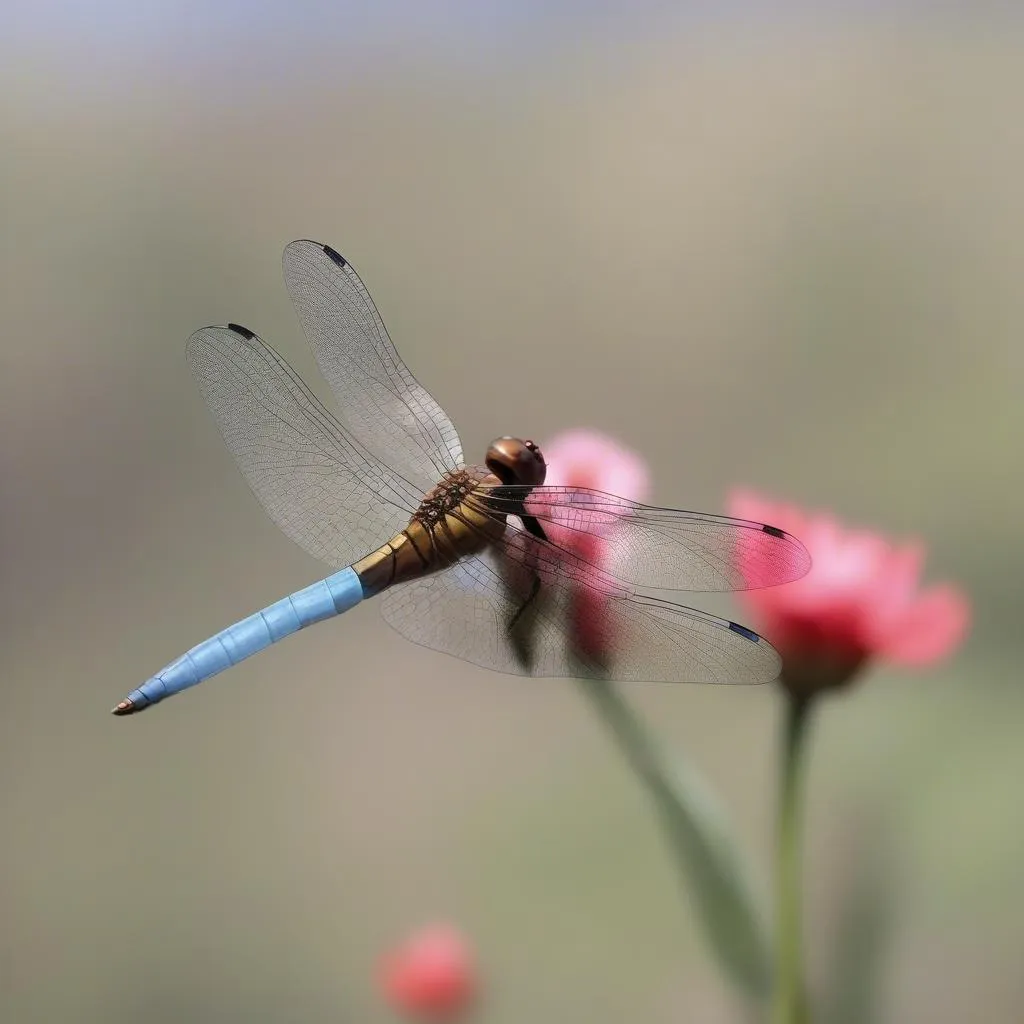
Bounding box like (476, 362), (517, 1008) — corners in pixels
(116, 566), (364, 713)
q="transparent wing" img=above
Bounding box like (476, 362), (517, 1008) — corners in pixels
(467, 485), (811, 591)
(282, 240), (463, 493)
(380, 521), (781, 684)
(186, 323), (424, 568)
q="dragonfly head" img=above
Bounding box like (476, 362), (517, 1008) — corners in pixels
(486, 437), (546, 486)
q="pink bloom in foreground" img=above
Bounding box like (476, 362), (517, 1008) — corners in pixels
(540, 430), (650, 665)
(729, 488), (970, 697)
(378, 923), (475, 1021)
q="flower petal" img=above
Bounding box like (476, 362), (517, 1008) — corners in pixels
(728, 487), (969, 691)
(544, 428), (650, 502)
(862, 539), (924, 632)
(875, 584), (970, 666)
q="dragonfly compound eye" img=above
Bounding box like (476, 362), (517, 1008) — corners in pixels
(485, 436), (547, 486)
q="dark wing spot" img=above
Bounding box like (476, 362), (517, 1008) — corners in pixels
(762, 524), (786, 539)
(227, 323), (256, 340)
(323, 245), (347, 268)
(728, 621), (762, 643)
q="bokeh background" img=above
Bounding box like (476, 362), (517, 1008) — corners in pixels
(1, 3), (1020, 1021)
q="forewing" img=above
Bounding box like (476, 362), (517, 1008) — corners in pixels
(468, 485), (811, 592)
(283, 240), (463, 492)
(186, 324), (423, 568)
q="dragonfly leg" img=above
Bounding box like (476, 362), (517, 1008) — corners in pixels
(478, 492), (552, 672)
(518, 512), (547, 542)
(489, 484), (549, 543)
(507, 575), (543, 671)
(508, 575), (542, 631)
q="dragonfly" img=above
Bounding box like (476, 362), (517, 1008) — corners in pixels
(113, 240), (810, 715)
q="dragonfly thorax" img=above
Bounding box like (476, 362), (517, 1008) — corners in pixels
(417, 467), (488, 521)
(354, 466), (505, 597)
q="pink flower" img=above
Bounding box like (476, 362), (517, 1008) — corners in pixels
(542, 429), (651, 505)
(378, 923), (475, 1021)
(728, 488), (970, 698)
(539, 430), (650, 665)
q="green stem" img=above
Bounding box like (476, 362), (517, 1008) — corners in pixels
(578, 674), (773, 1001)
(774, 693), (814, 1024)
(577, 678), (672, 809)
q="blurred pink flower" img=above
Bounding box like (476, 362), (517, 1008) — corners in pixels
(728, 488), (970, 698)
(543, 428), (651, 504)
(378, 923), (475, 1021)
(540, 430), (650, 665)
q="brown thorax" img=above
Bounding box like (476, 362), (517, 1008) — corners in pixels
(352, 437), (547, 598)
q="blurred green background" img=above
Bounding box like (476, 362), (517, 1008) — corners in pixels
(1, 5), (1020, 1022)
